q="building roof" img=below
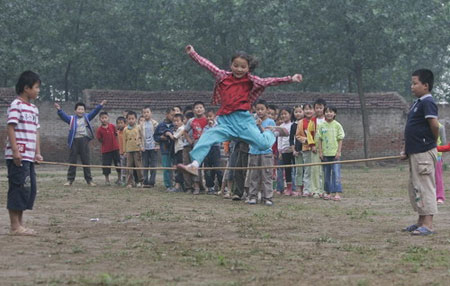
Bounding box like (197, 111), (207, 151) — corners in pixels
(84, 89), (409, 111)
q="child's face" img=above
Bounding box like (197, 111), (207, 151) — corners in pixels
(166, 111), (175, 121)
(75, 106), (85, 117)
(127, 115), (136, 126)
(142, 108), (152, 120)
(267, 108), (276, 120)
(100, 114), (109, 125)
(206, 111), (215, 122)
(173, 107), (181, 114)
(304, 106), (314, 118)
(294, 107), (304, 120)
(255, 104), (267, 119)
(230, 57), (249, 79)
(116, 120), (125, 130)
(194, 104), (205, 117)
(24, 83), (40, 100)
(280, 110), (291, 123)
(139, 117), (145, 125)
(325, 109), (336, 121)
(173, 117), (183, 128)
(411, 76), (429, 98)
(314, 104), (325, 117)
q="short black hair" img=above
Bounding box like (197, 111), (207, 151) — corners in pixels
(99, 111), (108, 117)
(183, 105), (193, 114)
(185, 111), (194, 120)
(16, 71), (41, 95)
(116, 116), (126, 123)
(255, 99), (269, 108)
(231, 51), (258, 72)
(314, 98), (327, 108)
(412, 69), (434, 91)
(127, 110), (137, 118)
(75, 102), (86, 110)
(206, 109), (216, 114)
(142, 106), (151, 111)
(268, 104), (278, 111)
(193, 101), (205, 108)
(165, 107), (175, 114)
(173, 113), (184, 121)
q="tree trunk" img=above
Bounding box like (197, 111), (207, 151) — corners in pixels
(64, 60), (72, 101)
(354, 62), (370, 163)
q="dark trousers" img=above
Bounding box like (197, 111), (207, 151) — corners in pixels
(67, 137), (92, 183)
(232, 142), (249, 198)
(102, 150), (121, 176)
(204, 145), (223, 188)
(281, 152), (294, 183)
(174, 150), (184, 185)
(7, 160), (37, 211)
(142, 149), (158, 186)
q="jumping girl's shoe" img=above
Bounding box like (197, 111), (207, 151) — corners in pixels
(176, 163), (199, 176)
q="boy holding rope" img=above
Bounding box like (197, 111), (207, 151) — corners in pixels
(400, 69), (439, 236)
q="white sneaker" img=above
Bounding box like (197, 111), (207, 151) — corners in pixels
(264, 200), (273, 206)
(248, 198), (257, 205)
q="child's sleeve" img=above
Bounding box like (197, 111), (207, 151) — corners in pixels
(57, 109), (71, 124)
(96, 127), (103, 142)
(7, 101), (21, 125)
(295, 120), (306, 141)
(250, 74), (293, 88)
(87, 104), (103, 121)
(306, 120), (316, 146)
(173, 126), (184, 139)
(188, 50), (226, 80)
(337, 123), (345, 141)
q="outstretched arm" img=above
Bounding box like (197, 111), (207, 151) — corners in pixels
(251, 73), (303, 88)
(186, 45), (227, 80)
(55, 103), (71, 124)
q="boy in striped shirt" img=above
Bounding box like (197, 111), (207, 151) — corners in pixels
(5, 71), (43, 236)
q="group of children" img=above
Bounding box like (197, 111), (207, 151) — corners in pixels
(3, 46), (447, 236)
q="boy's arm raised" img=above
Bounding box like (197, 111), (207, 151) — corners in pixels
(186, 45), (226, 80)
(87, 100), (107, 121)
(54, 103), (71, 124)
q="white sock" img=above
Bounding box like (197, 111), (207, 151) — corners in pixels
(190, 160), (199, 168)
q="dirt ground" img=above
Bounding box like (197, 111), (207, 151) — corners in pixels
(1, 164), (450, 286)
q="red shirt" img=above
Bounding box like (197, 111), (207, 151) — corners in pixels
(191, 117), (208, 140)
(216, 75), (253, 115)
(96, 123), (120, 153)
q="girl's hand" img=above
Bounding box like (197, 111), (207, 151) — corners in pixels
(185, 45), (194, 53)
(293, 150), (298, 157)
(35, 154), (43, 163)
(335, 152), (341, 160)
(101, 100), (107, 106)
(256, 118), (262, 126)
(311, 146), (317, 153)
(292, 74), (303, 83)
(54, 103), (61, 110)
(319, 152), (323, 160)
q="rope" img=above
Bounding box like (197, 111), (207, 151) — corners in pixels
(39, 155), (402, 171)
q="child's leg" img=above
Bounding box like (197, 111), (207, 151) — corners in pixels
(332, 159), (342, 194)
(211, 146), (223, 189)
(182, 146), (194, 191)
(134, 151), (143, 183)
(174, 151), (184, 189)
(435, 158), (445, 201)
(67, 141), (79, 182)
(322, 157), (332, 194)
(102, 151), (112, 183)
(190, 124), (233, 164)
(112, 150), (121, 181)
(261, 154), (274, 202)
(126, 152), (134, 186)
(149, 150), (158, 186)
(80, 137), (93, 183)
(302, 151), (311, 194)
(310, 151), (323, 195)
(247, 154), (260, 201)
(142, 150), (150, 185)
(295, 153), (304, 189)
(276, 157), (284, 192)
(120, 155), (128, 183)
(161, 154), (172, 188)
(204, 150), (214, 188)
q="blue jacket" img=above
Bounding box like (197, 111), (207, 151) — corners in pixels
(57, 104), (103, 148)
(154, 120), (174, 155)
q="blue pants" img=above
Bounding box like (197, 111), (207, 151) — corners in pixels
(322, 156), (342, 193)
(190, 111), (276, 164)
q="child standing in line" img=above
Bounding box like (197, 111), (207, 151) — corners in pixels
(116, 116), (127, 185)
(318, 106), (345, 201)
(177, 45), (302, 176)
(290, 105), (304, 196)
(247, 99), (276, 206)
(167, 113), (186, 192)
(184, 101), (208, 195)
(436, 122), (446, 204)
(54, 100), (106, 186)
(268, 105), (284, 194)
(6, 71), (43, 236)
(312, 98), (327, 197)
(278, 107), (295, 196)
(123, 111), (144, 188)
(400, 69), (439, 236)
(154, 108), (175, 190)
(296, 103), (314, 197)
(141, 106), (159, 188)
(96, 111), (121, 185)
(203, 109), (223, 195)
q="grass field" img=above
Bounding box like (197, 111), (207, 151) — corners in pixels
(1, 165), (450, 286)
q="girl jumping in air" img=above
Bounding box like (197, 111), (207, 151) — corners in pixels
(177, 45), (303, 176)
